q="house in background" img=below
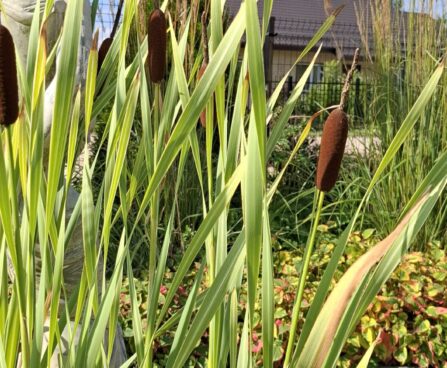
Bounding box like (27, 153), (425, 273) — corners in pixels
(224, 0), (369, 91)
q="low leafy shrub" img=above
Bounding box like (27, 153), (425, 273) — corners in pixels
(119, 226), (447, 366)
(343, 241), (447, 368)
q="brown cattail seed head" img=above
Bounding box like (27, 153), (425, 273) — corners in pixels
(147, 9), (167, 83)
(197, 62), (207, 127)
(0, 25), (19, 126)
(98, 37), (113, 74)
(315, 108), (349, 192)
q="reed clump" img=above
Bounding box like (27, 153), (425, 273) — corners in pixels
(0, 25), (19, 126)
(147, 9), (167, 83)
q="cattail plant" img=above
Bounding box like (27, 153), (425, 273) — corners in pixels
(284, 48), (360, 367)
(147, 8), (167, 83)
(315, 49), (359, 192)
(0, 24), (19, 126)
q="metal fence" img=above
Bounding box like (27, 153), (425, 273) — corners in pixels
(94, 0), (122, 37)
(273, 77), (371, 127)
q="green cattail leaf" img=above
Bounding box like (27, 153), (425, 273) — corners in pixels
(85, 32), (98, 135)
(5, 294), (20, 368)
(82, 231), (127, 366)
(237, 310), (250, 367)
(65, 90), (81, 192)
(356, 335), (381, 368)
(31, 25), (47, 112)
(266, 44), (322, 158)
(170, 229), (246, 368)
(155, 160), (245, 328)
(244, 0), (266, 340)
(226, 52), (248, 179)
(45, 0), (83, 247)
(0, 334), (7, 368)
(262, 203), (274, 368)
(167, 261), (205, 366)
(126, 252), (144, 364)
(102, 73), (140, 257)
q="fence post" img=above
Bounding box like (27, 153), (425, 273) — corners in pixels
(287, 75), (293, 98)
(263, 17), (275, 96)
(355, 77), (360, 125)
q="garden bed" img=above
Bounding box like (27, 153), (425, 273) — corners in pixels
(119, 228), (447, 367)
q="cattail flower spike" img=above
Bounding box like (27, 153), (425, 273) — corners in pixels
(147, 8), (167, 83)
(316, 48), (360, 192)
(0, 23), (19, 126)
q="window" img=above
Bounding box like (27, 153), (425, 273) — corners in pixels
(296, 63), (324, 91)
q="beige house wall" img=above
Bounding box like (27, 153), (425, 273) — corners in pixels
(271, 49), (337, 82)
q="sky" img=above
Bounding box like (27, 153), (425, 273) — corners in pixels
(401, 0), (446, 17)
(96, 0), (120, 39)
(94, 0), (447, 40)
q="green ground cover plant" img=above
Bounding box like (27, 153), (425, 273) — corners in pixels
(0, 0), (445, 367)
(118, 229), (447, 367)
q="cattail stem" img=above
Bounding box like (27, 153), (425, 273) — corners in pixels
(284, 189), (325, 367)
(110, 0), (124, 39)
(201, 11), (209, 64)
(146, 83), (161, 365)
(339, 48), (360, 111)
(197, 11), (210, 128)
